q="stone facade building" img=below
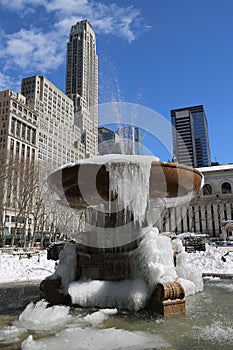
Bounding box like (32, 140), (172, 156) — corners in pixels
(0, 89), (39, 242)
(160, 164), (233, 240)
(21, 76), (85, 170)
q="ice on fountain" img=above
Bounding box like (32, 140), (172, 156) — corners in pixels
(105, 155), (157, 225)
(68, 228), (177, 311)
(51, 242), (77, 290)
(132, 227), (177, 291)
(63, 154), (159, 226)
(68, 278), (148, 311)
(74, 154), (160, 166)
(56, 230), (204, 310)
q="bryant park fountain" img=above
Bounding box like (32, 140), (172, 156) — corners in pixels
(40, 154), (203, 316)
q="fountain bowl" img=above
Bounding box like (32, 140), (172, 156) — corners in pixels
(48, 158), (203, 210)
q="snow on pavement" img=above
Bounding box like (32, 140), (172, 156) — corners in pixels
(187, 245), (233, 275)
(0, 244), (233, 285)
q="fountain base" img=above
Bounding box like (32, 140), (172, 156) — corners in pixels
(40, 236), (186, 316)
(40, 278), (186, 316)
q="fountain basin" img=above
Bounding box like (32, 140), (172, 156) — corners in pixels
(48, 158), (203, 210)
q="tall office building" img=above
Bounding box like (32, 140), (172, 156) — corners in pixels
(21, 76), (85, 170)
(66, 19), (98, 157)
(0, 89), (38, 239)
(171, 105), (211, 168)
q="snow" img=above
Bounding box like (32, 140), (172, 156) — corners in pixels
(198, 163), (233, 172)
(132, 228), (177, 290)
(52, 243), (77, 291)
(0, 250), (55, 284)
(186, 244), (233, 275)
(68, 278), (148, 311)
(0, 239), (232, 287)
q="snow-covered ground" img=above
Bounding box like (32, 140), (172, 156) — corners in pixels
(187, 244), (233, 275)
(0, 250), (55, 284)
(0, 243), (232, 285)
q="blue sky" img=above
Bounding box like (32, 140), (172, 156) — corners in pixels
(0, 0), (233, 164)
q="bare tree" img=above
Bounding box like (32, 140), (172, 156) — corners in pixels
(10, 160), (38, 247)
(0, 149), (9, 246)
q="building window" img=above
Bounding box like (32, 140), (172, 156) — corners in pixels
(16, 141), (20, 156)
(10, 139), (14, 154)
(222, 182), (231, 194)
(11, 118), (15, 134)
(16, 120), (21, 137)
(22, 144), (25, 158)
(27, 127), (31, 142)
(203, 184), (212, 195)
(27, 146), (30, 158)
(22, 123), (26, 139)
(32, 129), (36, 144)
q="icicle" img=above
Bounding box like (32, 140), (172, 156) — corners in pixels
(105, 155), (156, 227)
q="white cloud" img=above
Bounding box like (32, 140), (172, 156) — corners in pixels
(46, 0), (91, 16)
(0, 0), (45, 12)
(0, 0), (150, 87)
(0, 72), (20, 91)
(3, 28), (64, 72)
(0, 0), (145, 43)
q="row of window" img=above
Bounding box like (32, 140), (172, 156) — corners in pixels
(203, 182), (232, 195)
(11, 101), (37, 123)
(10, 138), (36, 159)
(5, 216), (32, 224)
(11, 117), (36, 145)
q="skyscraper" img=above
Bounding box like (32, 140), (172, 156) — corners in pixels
(171, 105), (211, 168)
(21, 76), (85, 169)
(66, 20), (98, 156)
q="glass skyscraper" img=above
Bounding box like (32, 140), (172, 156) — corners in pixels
(171, 105), (211, 168)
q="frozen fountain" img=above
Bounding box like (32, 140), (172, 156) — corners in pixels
(40, 154), (203, 315)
